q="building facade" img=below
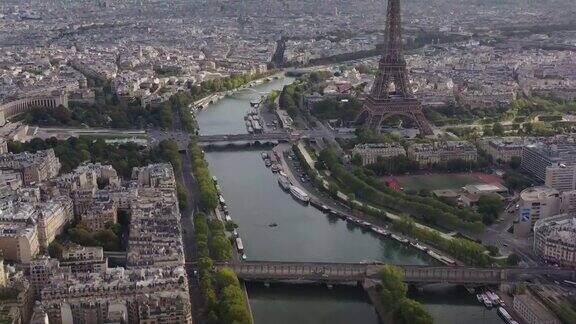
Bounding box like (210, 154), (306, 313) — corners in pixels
(545, 163), (576, 192)
(351, 143), (406, 166)
(478, 137), (532, 162)
(533, 214), (576, 267)
(513, 292), (561, 324)
(0, 149), (61, 186)
(521, 143), (576, 182)
(515, 186), (560, 236)
(81, 201), (117, 232)
(407, 141), (477, 167)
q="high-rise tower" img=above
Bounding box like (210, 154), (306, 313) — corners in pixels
(356, 0), (433, 135)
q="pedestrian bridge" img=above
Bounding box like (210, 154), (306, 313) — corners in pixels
(212, 261), (575, 285)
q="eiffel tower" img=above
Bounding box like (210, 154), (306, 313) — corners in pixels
(356, 0), (433, 135)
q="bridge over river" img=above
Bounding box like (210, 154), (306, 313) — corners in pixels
(197, 131), (295, 145)
(209, 261), (575, 285)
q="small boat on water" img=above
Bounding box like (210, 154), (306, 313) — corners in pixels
(261, 152), (269, 160)
(265, 159), (272, 167)
(271, 164), (281, 172)
(278, 173), (291, 191)
(290, 185), (310, 203)
(268, 223), (278, 227)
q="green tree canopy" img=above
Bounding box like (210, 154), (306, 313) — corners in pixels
(378, 265), (407, 309)
(394, 299), (433, 324)
(477, 194), (505, 224)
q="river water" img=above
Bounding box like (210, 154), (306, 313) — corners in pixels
(196, 77), (504, 324)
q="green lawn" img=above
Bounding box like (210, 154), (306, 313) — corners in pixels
(397, 174), (481, 191)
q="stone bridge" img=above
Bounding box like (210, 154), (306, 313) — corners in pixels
(212, 261), (575, 285)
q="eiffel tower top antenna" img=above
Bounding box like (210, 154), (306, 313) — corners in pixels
(384, 0), (404, 63)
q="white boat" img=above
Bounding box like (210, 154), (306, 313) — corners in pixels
(236, 238), (244, 252)
(261, 152), (269, 160)
(487, 291), (504, 306)
(290, 185), (310, 203)
(278, 173), (291, 191)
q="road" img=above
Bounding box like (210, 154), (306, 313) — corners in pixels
(479, 199), (541, 267)
(170, 107), (204, 324)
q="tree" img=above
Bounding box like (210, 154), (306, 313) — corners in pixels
(483, 125), (494, 136)
(394, 299), (433, 324)
(509, 156), (521, 169)
(93, 229), (120, 251)
(48, 241), (64, 259)
(209, 235), (233, 261)
(378, 265), (407, 309)
(477, 195), (505, 224)
(492, 122), (505, 136)
(507, 253), (521, 266)
(503, 170), (532, 192)
(351, 154), (363, 166)
(177, 183), (188, 210)
(225, 220), (238, 232)
(219, 285), (252, 324)
(215, 267), (240, 289)
(486, 245), (499, 256)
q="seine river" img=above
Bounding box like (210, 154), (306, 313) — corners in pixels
(196, 77), (503, 324)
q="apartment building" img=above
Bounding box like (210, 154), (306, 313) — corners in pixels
(407, 141), (477, 167)
(351, 143), (406, 166)
(513, 292), (561, 324)
(522, 143), (576, 181)
(478, 137), (532, 162)
(534, 214), (576, 267)
(0, 149), (61, 186)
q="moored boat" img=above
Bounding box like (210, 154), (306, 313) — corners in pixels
(482, 295), (493, 308)
(278, 173), (291, 190)
(289, 185), (310, 203)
